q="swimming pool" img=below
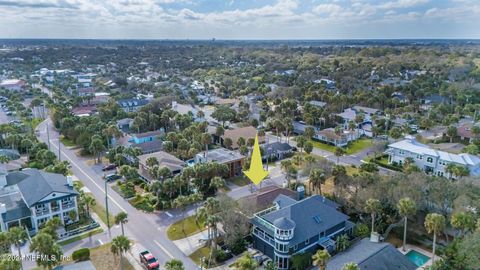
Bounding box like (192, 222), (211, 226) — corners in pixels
(405, 250), (430, 267)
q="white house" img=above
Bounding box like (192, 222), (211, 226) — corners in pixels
(386, 136), (480, 177)
(0, 79), (25, 91)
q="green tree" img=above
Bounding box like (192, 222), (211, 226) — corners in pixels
(0, 258), (21, 270)
(146, 157), (159, 168)
(110, 235), (131, 270)
(290, 252), (312, 270)
(29, 232), (63, 270)
(173, 195), (192, 233)
(397, 197), (417, 251)
(424, 213), (446, 262)
(312, 249), (330, 270)
(197, 197), (221, 251)
(389, 126), (402, 139)
(264, 260), (277, 270)
(165, 259), (185, 270)
(114, 212), (128, 236)
(309, 168), (325, 195)
(365, 198), (381, 233)
(212, 105), (236, 127)
(446, 125), (457, 143)
(342, 262), (359, 270)
(304, 141), (313, 154)
(224, 137), (233, 149)
(336, 234), (350, 252)
(8, 227), (28, 267)
(334, 147), (345, 164)
(89, 135), (105, 163)
(209, 176), (226, 194)
(296, 135), (306, 152)
(234, 253), (258, 270)
(450, 211), (475, 238)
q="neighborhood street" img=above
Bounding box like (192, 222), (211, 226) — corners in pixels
(36, 119), (198, 269)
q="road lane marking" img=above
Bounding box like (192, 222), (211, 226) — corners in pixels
(154, 240), (174, 259)
(45, 125), (127, 212)
(165, 212), (173, 218)
(98, 239), (103, 245)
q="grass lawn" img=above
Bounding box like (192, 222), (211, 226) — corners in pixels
(228, 175), (251, 186)
(167, 215), (205, 240)
(91, 203), (115, 228)
(58, 228), (104, 246)
(345, 138), (373, 155)
(346, 166), (359, 176)
(310, 138), (373, 155)
(90, 243), (135, 270)
(189, 246), (215, 267)
(60, 135), (77, 147)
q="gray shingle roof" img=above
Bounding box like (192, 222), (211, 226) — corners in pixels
(326, 238), (417, 270)
(261, 142), (293, 156)
(7, 169), (78, 207)
(261, 195), (349, 246)
(0, 191), (31, 222)
(273, 217), (295, 230)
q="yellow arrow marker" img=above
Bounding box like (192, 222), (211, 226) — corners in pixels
(243, 134), (268, 185)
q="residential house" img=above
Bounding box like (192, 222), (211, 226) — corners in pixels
(71, 105), (97, 117)
(325, 238), (416, 270)
(457, 122), (479, 143)
(76, 87), (95, 97)
(222, 126), (264, 150)
(0, 79), (25, 91)
(171, 101), (204, 122)
(127, 130), (164, 154)
(117, 98), (149, 113)
(293, 121), (321, 136)
(317, 128), (357, 147)
(239, 186), (297, 211)
(138, 151), (185, 181)
(0, 168), (79, 234)
(251, 195), (354, 270)
(308, 100), (327, 108)
(261, 142), (294, 161)
(117, 118), (134, 133)
(313, 79), (336, 89)
(195, 148), (244, 178)
(386, 136), (480, 177)
(337, 106), (381, 138)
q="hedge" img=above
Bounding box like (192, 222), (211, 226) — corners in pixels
(72, 248), (90, 261)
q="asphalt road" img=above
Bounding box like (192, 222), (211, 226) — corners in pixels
(36, 119), (197, 269)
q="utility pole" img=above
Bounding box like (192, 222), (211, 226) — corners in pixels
(58, 134), (61, 161)
(46, 122), (51, 150)
(104, 175), (111, 236)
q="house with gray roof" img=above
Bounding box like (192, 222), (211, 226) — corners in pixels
(194, 148), (244, 178)
(326, 238), (416, 270)
(0, 168), (78, 234)
(117, 98), (149, 112)
(251, 195), (354, 270)
(261, 142), (294, 161)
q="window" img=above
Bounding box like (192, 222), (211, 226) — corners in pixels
(416, 155), (423, 160)
(427, 157), (433, 163)
(293, 244), (298, 251)
(305, 238), (310, 245)
(399, 150), (405, 155)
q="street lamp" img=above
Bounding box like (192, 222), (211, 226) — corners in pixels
(104, 174), (111, 235)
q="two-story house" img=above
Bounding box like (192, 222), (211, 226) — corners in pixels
(194, 148), (244, 178)
(117, 98), (149, 113)
(0, 168), (79, 234)
(251, 195), (354, 270)
(386, 136), (480, 177)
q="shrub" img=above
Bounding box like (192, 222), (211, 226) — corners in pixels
(354, 223), (370, 238)
(230, 238), (247, 255)
(214, 249), (232, 262)
(72, 248), (90, 261)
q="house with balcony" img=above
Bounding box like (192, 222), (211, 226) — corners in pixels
(0, 168), (79, 234)
(386, 136), (480, 177)
(251, 195), (354, 270)
(316, 128), (358, 147)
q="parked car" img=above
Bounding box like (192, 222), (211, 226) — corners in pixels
(104, 173), (121, 182)
(101, 164), (117, 171)
(139, 250), (159, 270)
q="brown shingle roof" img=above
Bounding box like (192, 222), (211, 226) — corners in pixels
(222, 126), (264, 149)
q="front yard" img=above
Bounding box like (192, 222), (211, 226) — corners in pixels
(167, 215), (206, 240)
(89, 243), (135, 270)
(228, 175), (251, 186)
(310, 138), (373, 155)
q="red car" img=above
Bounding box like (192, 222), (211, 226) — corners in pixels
(139, 250), (159, 270)
(102, 164), (117, 171)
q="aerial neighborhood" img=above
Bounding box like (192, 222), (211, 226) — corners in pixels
(0, 38), (479, 270)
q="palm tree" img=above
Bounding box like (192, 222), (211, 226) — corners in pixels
(451, 211), (475, 238)
(209, 176), (225, 194)
(173, 195), (191, 233)
(165, 259), (185, 270)
(196, 197), (221, 250)
(111, 235), (131, 270)
(397, 197), (417, 251)
(424, 213), (446, 262)
(334, 147), (345, 164)
(0, 232), (10, 256)
(312, 249), (330, 270)
(309, 169), (325, 195)
(264, 261), (278, 270)
(342, 262), (359, 270)
(336, 234), (350, 252)
(365, 198), (382, 233)
(30, 232), (63, 270)
(445, 163), (457, 179)
(235, 253), (258, 270)
(201, 133), (212, 156)
(114, 212), (128, 236)
(83, 194), (96, 218)
(8, 227), (28, 269)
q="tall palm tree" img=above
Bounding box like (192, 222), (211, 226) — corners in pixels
(312, 249), (330, 270)
(342, 262), (359, 270)
(365, 198), (382, 233)
(173, 195), (191, 233)
(309, 169), (325, 195)
(83, 194), (96, 218)
(165, 259), (185, 270)
(196, 197), (221, 250)
(450, 211), (475, 238)
(209, 176), (225, 194)
(235, 253), (258, 270)
(114, 212), (128, 236)
(111, 235), (131, 270)
(8, 227), (28, 269)
(445, 163), (457, 179)
(334, 147), (345, 164)
(397, 197), (417, 251)
(424, 213), (446, 262)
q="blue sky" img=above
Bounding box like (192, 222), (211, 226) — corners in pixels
(0, 0), (479, 39)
